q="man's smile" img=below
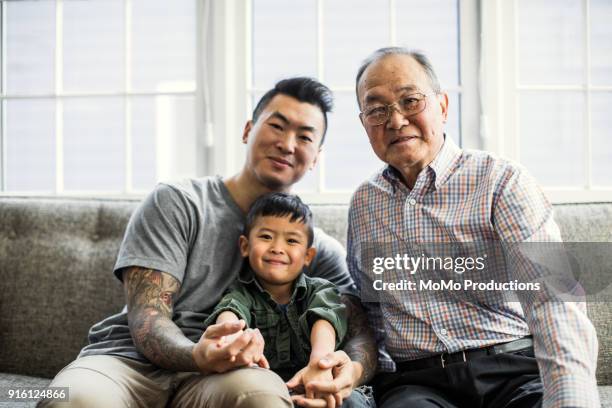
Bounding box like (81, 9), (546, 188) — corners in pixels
(268, 157), (294, 168)
(390, 135), (419, 145)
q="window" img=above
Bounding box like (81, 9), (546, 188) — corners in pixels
(481, 0), (612, 202)
(3, 0), (611, 203)
(246, 0), (479, 201)
(1, 0), (198, 195)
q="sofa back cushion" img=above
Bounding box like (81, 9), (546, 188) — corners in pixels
(0, 197), (610, 383)
(0, 198), (136, 378)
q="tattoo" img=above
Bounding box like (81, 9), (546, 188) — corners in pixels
(124, 267), (197, 372)
(341, 294), (377, 383)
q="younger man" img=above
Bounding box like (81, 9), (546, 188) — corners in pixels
(205, 192), (348, 400)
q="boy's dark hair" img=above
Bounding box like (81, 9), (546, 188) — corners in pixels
(245, 192), (314, 247)
(252, 77), (333, 145)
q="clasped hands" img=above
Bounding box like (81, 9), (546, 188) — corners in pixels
(193, 320), (357, 407)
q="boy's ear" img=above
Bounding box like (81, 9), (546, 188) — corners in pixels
(304, 247), (317, 267)
(239, 235), (250, 257)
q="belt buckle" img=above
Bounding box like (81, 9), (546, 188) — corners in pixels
(440, 351), (467, 368)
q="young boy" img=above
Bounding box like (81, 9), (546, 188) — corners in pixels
(204, 192), (347, 393)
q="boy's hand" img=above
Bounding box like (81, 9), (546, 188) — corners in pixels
(216, 331), (244, 350)
(287, 351), (359, 407)
(192, 320), (268, 374)
(302, 362), (333, 398)
(287, 363), (336, 408)
(216, 329), (270, 369)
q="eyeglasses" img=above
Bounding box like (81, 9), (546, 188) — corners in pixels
(360, 92), (435, 126)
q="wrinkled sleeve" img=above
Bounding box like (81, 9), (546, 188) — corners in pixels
(203, 284), (254, 329)
(114, 183), (198, 284)
(492, 166), (599, 408)
(299, 280), (347, 349)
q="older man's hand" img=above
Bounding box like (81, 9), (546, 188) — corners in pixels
(287, 350), (361, 407)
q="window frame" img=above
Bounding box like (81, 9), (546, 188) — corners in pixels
(3, 0), (610, 203)
(480, 0), (612, 203)
(0, 0), (203, 197)
(211, 0), (481, 204)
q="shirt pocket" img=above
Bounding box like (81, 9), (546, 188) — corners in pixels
(252, 309), (280, 360)
(252, 308), (280, 329)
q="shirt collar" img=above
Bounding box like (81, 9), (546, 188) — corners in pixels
(238, 265), (308, 302)
(428, 135), (462, 190)
(381, 134), (462, 191)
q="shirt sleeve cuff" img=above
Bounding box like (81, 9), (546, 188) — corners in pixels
(204, 299), (251, 328)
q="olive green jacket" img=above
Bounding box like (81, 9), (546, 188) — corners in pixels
(204, 268), (347, 380)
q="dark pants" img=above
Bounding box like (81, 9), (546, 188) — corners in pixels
(373, 348), (543, 408)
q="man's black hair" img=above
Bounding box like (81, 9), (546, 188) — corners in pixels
(245, 192), (314, 247)
(252, 77), (333, 145)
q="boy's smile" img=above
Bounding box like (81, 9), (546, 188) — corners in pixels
(240, 215), (316, 301)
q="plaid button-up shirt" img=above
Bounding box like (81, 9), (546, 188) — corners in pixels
(347, 137), (599, 407)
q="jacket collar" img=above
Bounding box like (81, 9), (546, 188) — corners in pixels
(238, 264), (308, 303)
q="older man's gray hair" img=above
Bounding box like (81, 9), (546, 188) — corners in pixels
(355, 47), (442, 108)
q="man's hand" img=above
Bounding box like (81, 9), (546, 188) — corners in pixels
(193, 320), (269, 374)
(287, 351), (360, 408)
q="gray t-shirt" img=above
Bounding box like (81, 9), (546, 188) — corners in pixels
(79, 176), (355, 362)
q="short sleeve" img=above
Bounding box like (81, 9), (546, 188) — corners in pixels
(298, 279), (347, 348)
(114, 183), (199, 284)
(306, 227), (358, 297)
(203, 285), (254, 328)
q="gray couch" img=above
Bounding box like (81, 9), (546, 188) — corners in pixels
(1, 196), (611, 406)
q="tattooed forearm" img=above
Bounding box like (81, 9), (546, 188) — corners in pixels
(341, 294), (377, 383)
(124, 267), (198, 372)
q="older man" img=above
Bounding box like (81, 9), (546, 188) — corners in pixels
(347, 47), (599, 407)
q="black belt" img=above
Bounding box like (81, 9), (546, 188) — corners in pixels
(396, 337), (533, 371)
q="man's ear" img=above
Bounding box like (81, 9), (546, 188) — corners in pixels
(304, 247), (317, 266)
(239, 235), (250, 257)
(358, 112), (366, 128)
(309, 148), (321, 171)
(242, 120), (253, 144)
(438, 92), (449, 123)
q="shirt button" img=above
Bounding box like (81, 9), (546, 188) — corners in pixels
(439, 328), (448, 336)
(408, 198), (417, 206)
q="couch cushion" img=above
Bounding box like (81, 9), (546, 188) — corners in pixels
(0, 372), (51, 408)
(0, 198), (138, 378)
(601, 385), (612, 408)
(554, 202), (612, 242)
(0, 197), (610, 386)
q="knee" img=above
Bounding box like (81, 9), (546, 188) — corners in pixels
(216, 368), (292, 408)
(38, 394), (100, 408)
(380, 385), (451, 408)
(38, 388), (123, 408)
(39, 364), (129, 408)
